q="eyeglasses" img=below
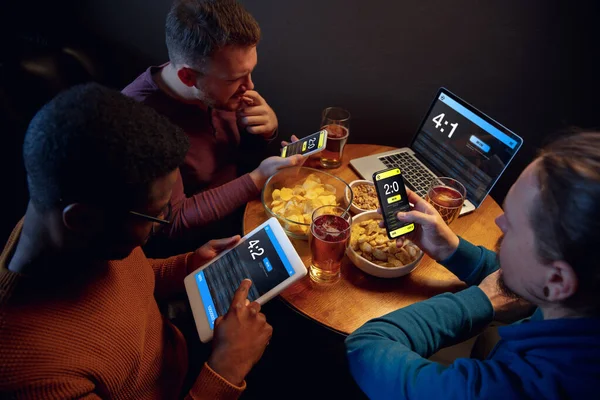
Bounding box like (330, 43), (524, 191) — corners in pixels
(128, 202), (172, 230)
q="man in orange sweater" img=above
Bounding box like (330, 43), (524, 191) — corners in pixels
(0, 83), (271, 399)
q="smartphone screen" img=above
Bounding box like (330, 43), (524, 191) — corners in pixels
(373, 168), (415, 239)
(281, 130), (327, 157)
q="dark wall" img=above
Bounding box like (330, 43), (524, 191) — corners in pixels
(76, 0), (598, 203)
(4, 0), (599, 205)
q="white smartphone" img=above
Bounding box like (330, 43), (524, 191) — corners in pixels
(184, 217), (307, 343)
(280, 129), (328, 157)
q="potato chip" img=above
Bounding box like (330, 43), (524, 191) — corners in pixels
(287, 214), (303, 223)
(293, 187), (306, 196)
(375, 235), (388, 245)
(359, 242), (373, 253)
(387, 257), (404, 268)
(366, 221), (379, 235)
(323, 184), (337, 195)
(284, 210), (303, 220)
(280, 188), (294, 201)
(306, 181), (322, 192)
(305, 198), (323, 213)
(272, 205), (284, 214)
(373, 248), (388, 261)
(305, 186), (325, 199)
(318, 194), (337, 206)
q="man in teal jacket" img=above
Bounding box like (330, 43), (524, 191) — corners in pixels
(346, 132), (600, 399)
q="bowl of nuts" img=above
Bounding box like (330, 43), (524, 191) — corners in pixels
(345, 180), (379, 214)
(347, 211), (423, 278)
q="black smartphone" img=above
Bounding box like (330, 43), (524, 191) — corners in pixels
(373, 167), (415, 239)
(280, 130), (328, 157)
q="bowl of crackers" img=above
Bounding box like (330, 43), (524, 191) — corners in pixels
(345, 180), (379, 214)
(262, 167), (353, 240)
(347, 211), (423, 278)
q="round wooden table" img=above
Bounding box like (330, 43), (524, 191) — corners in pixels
(243, 144), (503, 335)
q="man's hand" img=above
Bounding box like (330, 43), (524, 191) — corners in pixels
(189, 236), (241, 272)
(237, 90), (278, 137)
(380, 188), (459, 261)
(249, 155), (305, 189)
(479, 270), (536, 323)
(281, 135), (300, 148)
(208, 279), (273, 386)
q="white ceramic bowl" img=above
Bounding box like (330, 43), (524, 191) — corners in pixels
(346, 211), (424, 278)
(344, 180), (379, 214)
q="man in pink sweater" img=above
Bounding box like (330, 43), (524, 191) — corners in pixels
(123, 0), (302, 252)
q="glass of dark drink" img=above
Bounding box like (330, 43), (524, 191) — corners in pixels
(320, 107), (350, 169)
(309, 205), (352, 284)
(425, 177), (466, 225)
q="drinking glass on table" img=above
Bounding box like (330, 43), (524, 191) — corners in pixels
(320, 107), (350, 169)
(425, 177), (466, 225)
(309, 205), (352, 284)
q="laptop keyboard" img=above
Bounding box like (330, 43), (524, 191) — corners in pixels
(379, 153), (437, 197)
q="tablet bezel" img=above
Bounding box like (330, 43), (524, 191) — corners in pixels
(184, 217), (307, 342)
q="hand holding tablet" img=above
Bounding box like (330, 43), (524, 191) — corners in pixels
(184, 218), (306, 342)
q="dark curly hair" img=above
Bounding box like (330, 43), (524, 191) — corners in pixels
(532, 131), (600, 315)
(166, 0), (261, 69)
(23, 83), (190, 210)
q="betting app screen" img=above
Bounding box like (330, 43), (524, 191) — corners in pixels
(373, 168), (415, 239)
(194, 225), (296, 329)
(281, 130), (327, 157)
(412, 92), (522, 205)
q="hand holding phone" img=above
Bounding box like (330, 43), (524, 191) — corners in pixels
(373, 168), (415, 239)
(281, 130), (327, 157)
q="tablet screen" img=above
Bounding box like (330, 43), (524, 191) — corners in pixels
(194, 225), (296, 329)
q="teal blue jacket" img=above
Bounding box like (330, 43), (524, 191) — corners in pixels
(345, 238), (600, 399)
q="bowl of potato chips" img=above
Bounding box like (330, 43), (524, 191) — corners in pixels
(347, 211), (423, 278)
(262, 167), (353, 240)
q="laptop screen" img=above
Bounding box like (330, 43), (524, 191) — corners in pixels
(411, 89), (523, 207)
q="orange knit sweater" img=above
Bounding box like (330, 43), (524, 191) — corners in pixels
(0, 221), (245, 399)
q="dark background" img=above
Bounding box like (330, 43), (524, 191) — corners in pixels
(78, 0), (599, 202)
(0, 1), (598, 398)
(1, 1), (598, 231)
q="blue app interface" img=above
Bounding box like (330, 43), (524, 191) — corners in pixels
(413, 93), (521, 204)
(195, 226), (295, 329)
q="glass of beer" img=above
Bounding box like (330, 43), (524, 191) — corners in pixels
(320, 107), (350, 169)
(425, 177), (466, 225)
(309, 205), (352, 284)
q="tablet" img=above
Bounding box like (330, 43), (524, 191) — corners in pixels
(184, 217), (307, 342)
(281, 130), (328, 157)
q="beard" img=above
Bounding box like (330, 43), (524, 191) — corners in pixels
(194, 82), (244, 111)
(497, 272), (521, 299)
(495, 234), (522, 299)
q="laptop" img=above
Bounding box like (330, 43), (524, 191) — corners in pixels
(350, 88), (523, 216)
